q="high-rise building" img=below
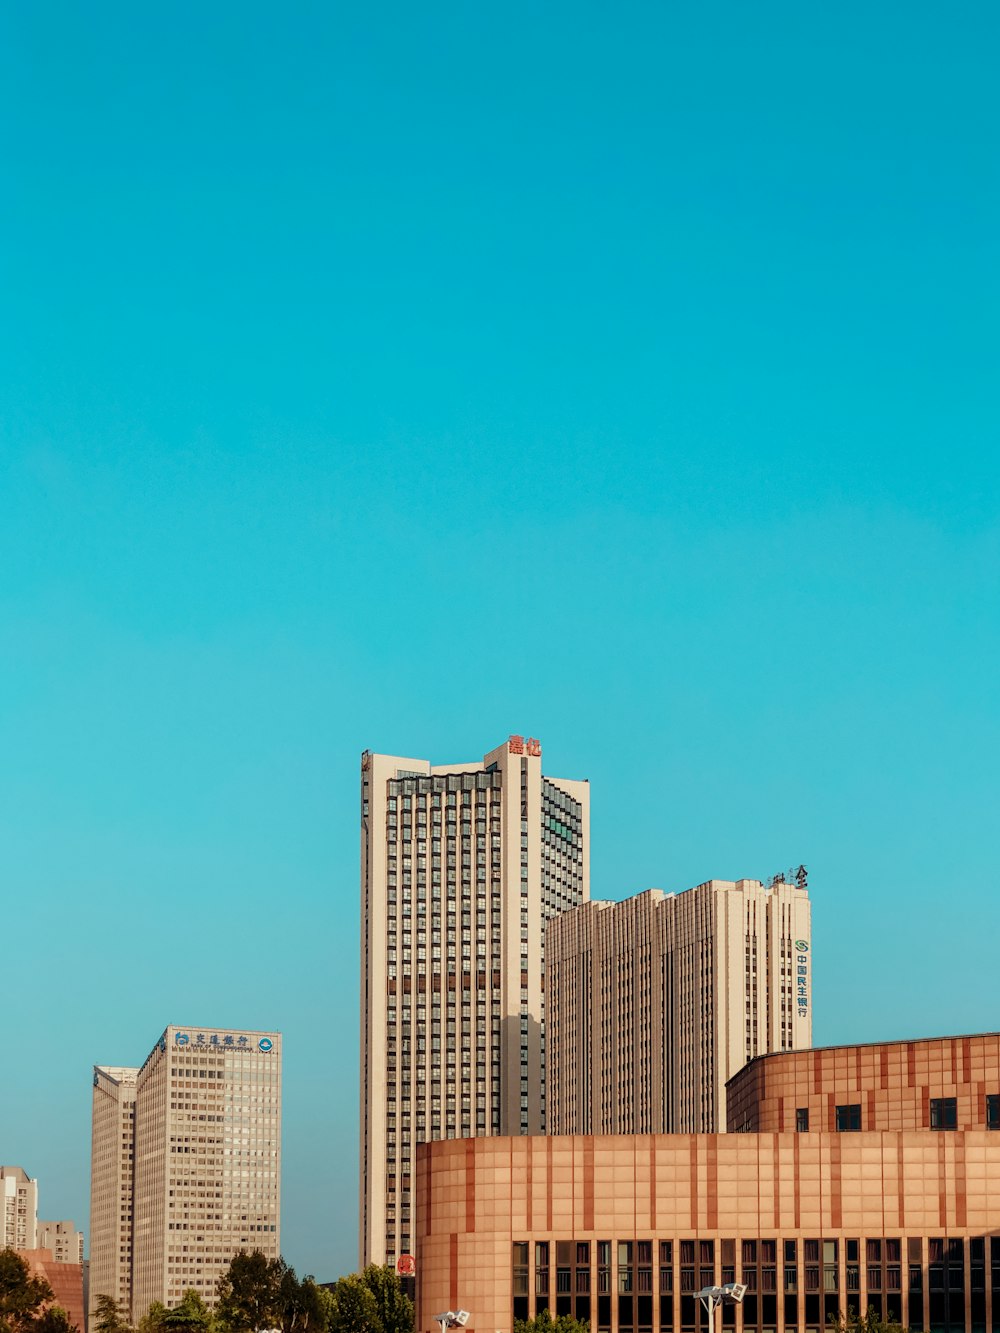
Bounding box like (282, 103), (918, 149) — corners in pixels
(90, 1066), (138, 1315)
(359, 736), (589, 1267)
(90, 1026), (281, 1322)
(36, 1221), (84, 1265)
(0, 1166), (38, 1251)
(546, 876), (812, 1135)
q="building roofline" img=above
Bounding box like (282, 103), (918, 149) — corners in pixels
(726, 1029), (1000, 1086)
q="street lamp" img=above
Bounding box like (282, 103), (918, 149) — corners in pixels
(697, 1284), (748, 1324)
(434, 1311), (471, 1333)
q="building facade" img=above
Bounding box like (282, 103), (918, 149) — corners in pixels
(20, 1248), (86, 1332)
(360, 736), (590, 1267)
(90, 1026), (281, 1321)
(36, 1221), (85, 1265)
(414, 1033), (1000, 1333)
(0, 1166), (38, 1251)
(726, 1031), (1000, 1134)
(90, 1066), (138, 1315)
(547, 878), (812, 1135)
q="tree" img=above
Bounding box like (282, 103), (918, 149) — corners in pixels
(329, 1275), (380, 1333)
(0, 1249), (55, 1333)
(92, 1296), (133, 1333)
(137, 1305), (169, 1333)
(216, 1253), (280, 1333)
(32, 1311), (78, 1333)
(137, 1293), (213, 1333)
(514, 1311), (589, 1333)
(357, 1269), (410, 1333)
(828, 1309), (909, 1333)
(302, 1284), (334, 1333)
(276, 1270), (331, 1333)
(162, 1293), (213, 1333)
(326, 1267), (412, 1333)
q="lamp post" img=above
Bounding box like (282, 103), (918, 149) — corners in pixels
(697, 1283), (747, 1333)
(434, 1311), (471, 1333)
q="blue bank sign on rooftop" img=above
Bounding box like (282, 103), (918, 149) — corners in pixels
(173, 1031), (276, 1053)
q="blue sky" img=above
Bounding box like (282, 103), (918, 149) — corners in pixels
(2, 0), (998, 1285)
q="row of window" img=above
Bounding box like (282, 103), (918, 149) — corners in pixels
(793, 1097), (1000, 1132)
(514, 1238), (1000, 1331)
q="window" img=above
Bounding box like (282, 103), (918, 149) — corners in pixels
(796, 1108), (809, 1132)
(930, 1097), (957, 1130)
(836, 1103), (861, 1131)
(986, 1095), (1000, 1129)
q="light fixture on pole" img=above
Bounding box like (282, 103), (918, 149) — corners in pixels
(434, 1311), (471, 1333)
(697, 1284), (748, 1324)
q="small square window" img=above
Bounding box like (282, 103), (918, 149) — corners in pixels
(930, 1097), (957, 1130)
(836, 1103), (862, 1132)
(986, 1095), (1000, 1130)
(796, 1107), (809, 1132)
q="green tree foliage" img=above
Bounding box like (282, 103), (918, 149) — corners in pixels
(162, 1293), (213, 1332)
(829, 1309), (909, 1333)
(328, 1267), (412, 1333)
(137, 1305), (168, 1333)
(215, 1252), (332, 1333)
(31, 1311), (78, 1333)
(0, 1249), (56, 1333)
(137, 1292), (214, 1333)
(91, 1296), (133, 1333)
(357, 1269), (411, 1333)
(514, 1311), (589, 1333)
(216, 1253), (279, 1333)
(276, 1272), (330, 1333)
(328, 1275), (379, 1333)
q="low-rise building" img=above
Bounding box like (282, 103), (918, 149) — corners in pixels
(19, 1249), (86, 1332)
(414, 1032), (1000, 1333)
(36, 1221), (85, 1266)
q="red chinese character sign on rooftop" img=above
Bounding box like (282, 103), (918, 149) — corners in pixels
(508, 735), (541, 757)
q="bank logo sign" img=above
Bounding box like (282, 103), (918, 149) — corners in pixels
(794, 939), (809, 1016)
(172, 1030), (276, 1053)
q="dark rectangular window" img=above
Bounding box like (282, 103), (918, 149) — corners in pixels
(987, 1095), (1000, 1130)
(930, 1097), (957, 1130)
(836, 1103), (862, 1131)
(514, 1242), (530, 1301)
(796, 1107), (809, 1132)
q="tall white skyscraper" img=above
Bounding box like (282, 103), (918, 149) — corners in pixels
(90, 1066), (137, 1314)
(90, 1025), (281, 1321)
(359, 736), (589, 1267)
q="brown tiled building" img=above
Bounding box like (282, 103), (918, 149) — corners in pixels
(20, 1249), (86, 1332)
(726, 1033), (1000, 1135)
(414, 1033), (1000, 1333)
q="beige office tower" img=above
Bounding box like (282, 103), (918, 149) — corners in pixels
(91, 1026), (281, 1322)
(90, 1067), (138, 1314)
(360, 736), (589, 1268)
(546, 876), (812, 1135)
(0, 1166), (38, 1250)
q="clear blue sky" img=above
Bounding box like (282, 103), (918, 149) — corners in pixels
(2, 0), (998, 1286)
